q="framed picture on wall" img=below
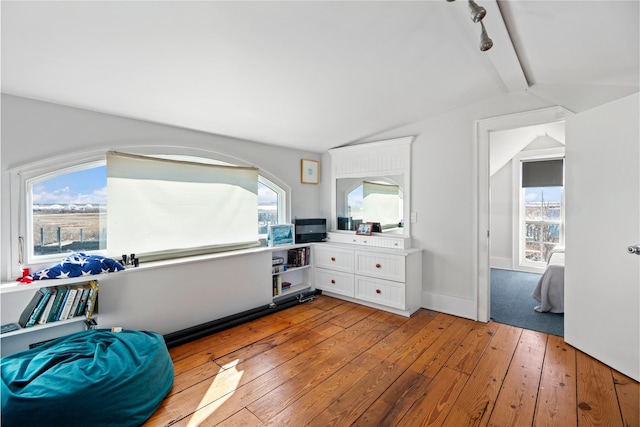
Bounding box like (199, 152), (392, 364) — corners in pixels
(301, 159), (319, 184)
(356, 222), (372, 236)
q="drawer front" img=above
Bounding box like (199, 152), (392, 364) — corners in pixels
(315, 246), (354, 273)
(355, 251), (405, 282)
(355, 276), (405, 310)
(315, 268), (355, 297)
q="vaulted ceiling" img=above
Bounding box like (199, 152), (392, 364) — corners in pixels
(2, 1), (638, 152)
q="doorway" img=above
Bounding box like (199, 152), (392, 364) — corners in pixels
(488, 121), (565, 335)
(475, 106), (572, 323)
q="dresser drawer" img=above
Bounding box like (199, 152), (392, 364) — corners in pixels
(315, 246), (354, 273)
(315, 268), (355, 297)
(355, 251), (405, 282)
(355, 276), (405, 310)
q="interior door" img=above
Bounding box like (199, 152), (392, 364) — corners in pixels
(564, 93), (639, 381)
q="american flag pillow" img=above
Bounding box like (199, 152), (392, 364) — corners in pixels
(28, 253), (125, 280)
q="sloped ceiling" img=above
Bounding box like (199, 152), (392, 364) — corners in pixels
(1, 1), (638, 153)
(490, 121), (565, 176)
(500, 0), (639, 111)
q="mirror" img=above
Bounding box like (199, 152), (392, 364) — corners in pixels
(329, 136), (413, 237)
(335, 176), (404, 233)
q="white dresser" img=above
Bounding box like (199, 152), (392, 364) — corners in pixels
(314, 243), (422, 316)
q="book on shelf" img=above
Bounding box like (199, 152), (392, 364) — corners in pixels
(85, 280), (99, 320)
(18, 287), (48, 328)
(84, 318), (98, 330)
(58, 286), (79, 320)
(46, 286), (68, 323)
(287, 249), (298, 267)
(272, 264), (287, 274)
(38, 289), (57, 324)
(74, 286), (91, 317)
(26, 288), (54, 328)
(1, 323), (20, 334)
(272, 275), (282, 296)
(67, 286), (84, 319)
(272, 256), (285, 266)
(29, 338), (54, 349)
(54, 286), (73, 321)
(287, 246), (311, 268)
(281, 281), (292, 291)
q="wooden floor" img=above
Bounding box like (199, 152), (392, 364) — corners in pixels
(144, 295), (639, 427)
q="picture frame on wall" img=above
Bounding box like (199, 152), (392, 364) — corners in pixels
(356, 222), (373, 236)
(268, 224), (294, 247)
(301, 159), (319, 184)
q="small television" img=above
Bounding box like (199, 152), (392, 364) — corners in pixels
(294, 218), (327, 243)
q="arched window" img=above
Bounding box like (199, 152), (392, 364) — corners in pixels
(17, 153), (288, 269)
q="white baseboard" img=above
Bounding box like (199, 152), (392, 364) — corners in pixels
(490, 256), (512, 270)
(421, 291), (477, 321)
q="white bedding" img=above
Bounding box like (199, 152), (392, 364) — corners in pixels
(532, 249), (565, 313)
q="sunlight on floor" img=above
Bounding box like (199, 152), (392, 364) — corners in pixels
(186, 361), (244, 426)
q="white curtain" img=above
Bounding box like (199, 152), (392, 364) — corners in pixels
(107, 152), (258, 258)
(363, 181), (400, 228)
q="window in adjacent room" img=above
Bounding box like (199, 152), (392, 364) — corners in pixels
(519, 157), (564, 267)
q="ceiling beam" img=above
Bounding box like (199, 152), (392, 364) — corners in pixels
(483, 0), (528, 93)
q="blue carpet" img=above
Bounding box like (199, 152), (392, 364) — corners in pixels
(491, 268), (564, 337)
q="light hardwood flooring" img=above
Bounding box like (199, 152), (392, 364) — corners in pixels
(144, 295), (639, 426)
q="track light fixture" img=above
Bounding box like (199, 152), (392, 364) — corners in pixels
(479, 22), (493, 51)
(468, 0), (486, 23)
(446, 0), (493, 51)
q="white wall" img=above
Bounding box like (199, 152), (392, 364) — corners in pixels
(490, 161), (513, 269)
(2, 91), (555, 322)
(1, 94), (323, 281)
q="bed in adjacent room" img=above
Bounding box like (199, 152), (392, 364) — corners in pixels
(532, 248), (565, 313)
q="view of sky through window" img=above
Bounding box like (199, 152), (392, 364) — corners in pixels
(33, 165), (278, 206)
(33, 166), (107, 206)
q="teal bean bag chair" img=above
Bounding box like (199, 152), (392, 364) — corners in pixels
(1, 329), (174, 427)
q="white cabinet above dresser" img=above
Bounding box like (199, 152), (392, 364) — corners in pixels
(314, 243), (422, 316)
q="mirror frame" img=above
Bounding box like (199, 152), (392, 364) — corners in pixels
(328, 136), (414, 236)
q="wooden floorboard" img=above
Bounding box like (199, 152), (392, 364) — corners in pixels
(142, 295), (639, 427)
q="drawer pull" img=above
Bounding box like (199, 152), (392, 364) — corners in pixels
(375, 289), (381, 294)
(331, 257), (336, 262)
(331, 279), (336, 284)
(375, 263), (381, 269)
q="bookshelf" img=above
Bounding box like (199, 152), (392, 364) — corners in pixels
(0, 276), (101, 356)
(270, 244), (313, 300)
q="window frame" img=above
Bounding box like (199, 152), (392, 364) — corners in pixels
(258, 175), (287, 238)
(9, 147), (290, 278)
(27, 159), (108, 263)
(512, 148), (565, 273)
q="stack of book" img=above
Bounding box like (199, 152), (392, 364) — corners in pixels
(272, 275), (282, 297)
(287, 246), (311, 268)
(272, 276), (293, 296)
(16, 280), (100, 329)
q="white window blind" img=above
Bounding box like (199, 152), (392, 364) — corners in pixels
(107, 152), (258, 259)
(363, 181), (400, 228)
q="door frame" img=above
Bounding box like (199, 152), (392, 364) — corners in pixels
(475, 106), (573, 322)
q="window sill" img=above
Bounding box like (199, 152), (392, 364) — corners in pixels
(2, 243), (316, 291)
